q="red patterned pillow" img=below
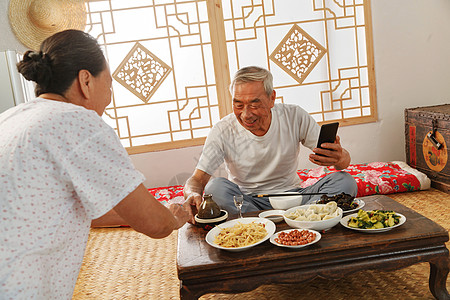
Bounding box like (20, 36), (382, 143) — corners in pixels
(148, 185), (184, 206)
(297, 161), (430, 197)
(148, 162), (430, 202)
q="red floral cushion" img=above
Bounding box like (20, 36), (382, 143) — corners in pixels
(148, 162), (430, 203)
(297, 161), (427, 197)
(148, 185), (184, 206)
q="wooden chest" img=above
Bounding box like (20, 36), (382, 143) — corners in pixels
(405, 104), (450, 193)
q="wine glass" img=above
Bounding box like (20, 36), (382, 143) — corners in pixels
(233, 195), (244, 218)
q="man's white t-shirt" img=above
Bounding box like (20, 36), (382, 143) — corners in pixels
(0, 99), (145, 299)
(197, 103), (320, 194)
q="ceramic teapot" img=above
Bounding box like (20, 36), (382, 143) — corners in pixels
(197, 194), (221, 219)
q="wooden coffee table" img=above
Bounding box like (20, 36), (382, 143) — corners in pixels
(177, 195), (449, 299)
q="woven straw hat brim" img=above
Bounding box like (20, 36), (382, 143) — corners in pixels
(9, 0), (87, 51)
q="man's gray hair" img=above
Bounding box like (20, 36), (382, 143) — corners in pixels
(229, 66), (273, 96)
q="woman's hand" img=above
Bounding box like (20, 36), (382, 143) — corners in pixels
(167, 203), (190, 229)
(184, 192), (203, 224)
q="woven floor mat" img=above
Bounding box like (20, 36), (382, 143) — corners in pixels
(73, 189), (450, 299)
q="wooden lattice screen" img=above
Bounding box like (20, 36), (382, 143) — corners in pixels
(84, 0), (376, 154)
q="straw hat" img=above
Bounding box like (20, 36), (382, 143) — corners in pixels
(9, 0), (87, 50)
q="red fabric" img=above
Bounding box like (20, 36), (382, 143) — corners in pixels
(148, 185), (184, 205)
(297, 162), (421, 197)
(148, 162), (422, 202)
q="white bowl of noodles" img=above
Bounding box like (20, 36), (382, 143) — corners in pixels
(283, 202), (343, 231)
(205, 217), (276, 252)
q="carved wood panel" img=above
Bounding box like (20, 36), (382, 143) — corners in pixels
(84, 0), (376, 153)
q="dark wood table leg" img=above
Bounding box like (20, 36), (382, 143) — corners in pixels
(180, 281), (200, 300)
(429, 254), (450, 300)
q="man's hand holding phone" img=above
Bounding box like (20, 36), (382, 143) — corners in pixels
(310, 122), (344, 166)
(314, 122), (339, 156)
(311, 135), (342, 162)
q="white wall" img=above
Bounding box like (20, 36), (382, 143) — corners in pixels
(1, 0), (449, 188)
(0, 1), (24, 52)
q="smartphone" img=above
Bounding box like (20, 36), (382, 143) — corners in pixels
(316, 122), (339, 154)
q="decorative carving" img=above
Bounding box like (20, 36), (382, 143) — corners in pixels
(423, 131), (447, 172)
(84, 0), (375, 152)
(113, 42), (172, 103)
(270, 24), (326, 84)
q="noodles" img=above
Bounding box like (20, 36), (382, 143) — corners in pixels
(214, 221), (268, 248)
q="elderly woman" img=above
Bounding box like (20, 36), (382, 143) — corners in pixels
(0, 29), (189, 298)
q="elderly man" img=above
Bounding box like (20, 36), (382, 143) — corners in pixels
(183, 66), (357, 223)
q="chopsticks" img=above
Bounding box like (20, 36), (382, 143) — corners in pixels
(253, 192), (328, 198)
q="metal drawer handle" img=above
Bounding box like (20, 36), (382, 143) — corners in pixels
(427, 119), (442, 150)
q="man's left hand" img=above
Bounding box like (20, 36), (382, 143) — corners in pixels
(309, 136), (351, 170)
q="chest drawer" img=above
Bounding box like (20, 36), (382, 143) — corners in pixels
(405, 104), (450, 193)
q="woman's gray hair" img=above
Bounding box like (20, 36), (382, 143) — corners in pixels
(229, 66), (273, 96)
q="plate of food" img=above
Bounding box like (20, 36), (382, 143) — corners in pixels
(283, 203), (343, 231)
(315, 193), (365, 214)
(342, 198), (365, 214)
(205, 217), (276, 251)
(270, 229), (321, 249)
(340, 210), (406, 233)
